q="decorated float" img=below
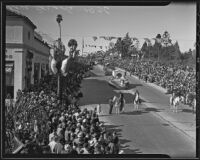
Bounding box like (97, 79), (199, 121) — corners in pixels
(108, 69), (129, 89)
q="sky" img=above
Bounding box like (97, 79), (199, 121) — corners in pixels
(7, 2), (196, 53)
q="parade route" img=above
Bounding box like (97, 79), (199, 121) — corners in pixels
(79, 65), (196, 157)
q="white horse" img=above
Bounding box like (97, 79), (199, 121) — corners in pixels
(133, 90), (140, 111)
(170, 94), (183, 113)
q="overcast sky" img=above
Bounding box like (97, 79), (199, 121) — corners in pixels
(7, 2), (196, 52)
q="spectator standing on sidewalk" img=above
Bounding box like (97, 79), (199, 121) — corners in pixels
(96, 104), (101, 116)
(119, 93), (125, 113)
(108, 97), (114, 114)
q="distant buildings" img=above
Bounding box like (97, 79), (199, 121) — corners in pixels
(6, 9), (50, 99)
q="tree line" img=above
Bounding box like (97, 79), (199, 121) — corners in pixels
(107, 31), (195, 65)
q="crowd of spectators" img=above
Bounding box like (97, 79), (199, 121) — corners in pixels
(100, 56), (196, 101)
(5, 57), (120, 155)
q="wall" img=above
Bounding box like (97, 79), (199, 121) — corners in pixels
(6, 25), (23, 44)
(31, 50), (49, 84)
(6, 15), (50, 98)
(6, 48), (24, 99)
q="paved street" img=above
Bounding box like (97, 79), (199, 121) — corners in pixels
(79, 65), (196, 157)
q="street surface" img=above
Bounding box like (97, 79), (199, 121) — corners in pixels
(79, 65), (196, 158)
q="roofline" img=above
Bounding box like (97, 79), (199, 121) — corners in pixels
(34, 36), (51, 49)
(6, 8), (37, 30)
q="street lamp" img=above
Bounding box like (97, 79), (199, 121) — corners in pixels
(56, 14), (63, 99)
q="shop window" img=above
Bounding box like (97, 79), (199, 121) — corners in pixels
(34, 63), (40, 84)
(5, 61), (14, 99)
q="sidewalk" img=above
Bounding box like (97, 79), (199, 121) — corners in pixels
(116, 67), (196, 141)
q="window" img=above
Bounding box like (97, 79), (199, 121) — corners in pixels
(5, 61), (14, 98)
(28, 31), (31, 40)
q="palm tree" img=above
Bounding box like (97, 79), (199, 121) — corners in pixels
(56, 14), (63, 99)
(56, 14), (63, 39)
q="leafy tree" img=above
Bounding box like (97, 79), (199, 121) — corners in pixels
(122, 32), (133, 57)
(173, 41), (182, 59)
(141, 41), (148, 58)
(114, 37), (123, 56)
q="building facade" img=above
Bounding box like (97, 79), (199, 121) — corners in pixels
(6, 9), (50, 99)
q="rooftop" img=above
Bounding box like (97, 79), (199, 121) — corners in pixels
(6, 8), (37, 29)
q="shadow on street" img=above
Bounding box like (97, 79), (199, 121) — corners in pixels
(128, 83), (143, 89)
(144, 107), (161, 112)
(121, 110), (149, 115)
(80, 78), (136, 105)
(181, 109), (193, 113)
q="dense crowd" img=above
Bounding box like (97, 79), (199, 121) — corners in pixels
(6, 95), (120, 154)
(100, 57), (196, 101)
(5, 57), (121, 155)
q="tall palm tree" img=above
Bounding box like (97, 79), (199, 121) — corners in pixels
(56, 14), (63, 99)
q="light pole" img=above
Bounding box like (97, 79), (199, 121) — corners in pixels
(56, 14), (63, 99)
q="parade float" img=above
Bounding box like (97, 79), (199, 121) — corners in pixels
(108, 69), (129, 89)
